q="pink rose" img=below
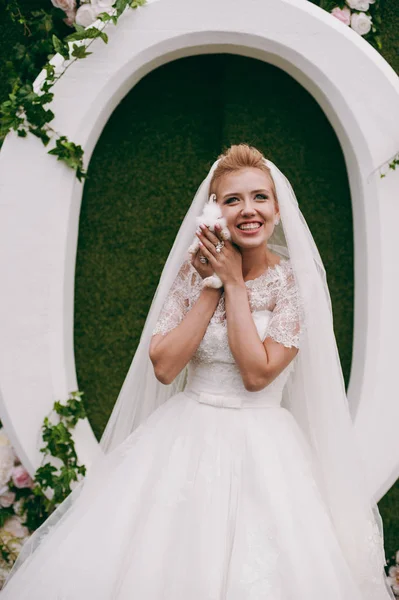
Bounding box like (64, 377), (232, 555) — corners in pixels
(51, 0), (77, 11)
(11, 465), (33, 489)
(331, 6), (351, 25)
(0, 490), (16, 508)
(63, 8), (77, 27)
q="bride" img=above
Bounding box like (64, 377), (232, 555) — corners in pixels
(0, 144), (394, 599)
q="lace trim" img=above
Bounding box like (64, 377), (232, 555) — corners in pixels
(152, 258), (303, 349)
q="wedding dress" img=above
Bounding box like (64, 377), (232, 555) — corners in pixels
(0, 257), (389, 599)
(1, 156), (394, 599)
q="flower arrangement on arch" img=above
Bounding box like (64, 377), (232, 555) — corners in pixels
(386, 551), (399, 597)
(51, 0), (116, 28)
(330, 0), (378, 41)
(0, 391), (87, 588)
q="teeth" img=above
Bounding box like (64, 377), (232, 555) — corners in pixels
(238, 223), (262, 230)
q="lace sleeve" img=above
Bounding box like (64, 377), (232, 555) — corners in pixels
(266, 264), (302, 349)
(152, 259), (192, 337)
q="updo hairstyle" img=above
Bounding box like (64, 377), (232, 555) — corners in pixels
(209, 143), (276, 201)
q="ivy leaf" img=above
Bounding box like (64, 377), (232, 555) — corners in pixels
(72, 22), (86, 34)
(28, 126), (51, 146)
(47, 136), (87, 180)
(71, 44), (93, 59)
(44, 62), (56, 82)
(115, 0), (129, 16)
(65, 27), (108, 44)
(0, 507), (15, 528)
(52, 35), (70, 60)
(97, 11), (118, 25)
(25, 103), (55, 129)
(35, 463), (58, 489)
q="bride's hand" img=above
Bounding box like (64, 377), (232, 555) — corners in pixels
(196, 224), (243, 286)
(190, 246), (215, 280)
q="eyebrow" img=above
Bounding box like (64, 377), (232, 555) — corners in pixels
(222, 189), (270, 199)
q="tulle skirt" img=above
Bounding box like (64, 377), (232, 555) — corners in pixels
(1, 390), (369, 599)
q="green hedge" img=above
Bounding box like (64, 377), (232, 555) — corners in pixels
(76, 53), (354, 434)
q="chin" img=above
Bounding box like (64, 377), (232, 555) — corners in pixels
(233, 235), (268, 248)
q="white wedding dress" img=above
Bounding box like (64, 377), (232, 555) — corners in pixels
(0, 258), (384, 599)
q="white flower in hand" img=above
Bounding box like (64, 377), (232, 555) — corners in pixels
(350, 11), (372, 35)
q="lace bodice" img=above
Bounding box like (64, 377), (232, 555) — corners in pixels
(152, 258), (302, 401)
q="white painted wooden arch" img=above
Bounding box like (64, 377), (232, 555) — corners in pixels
(0, 0), (398, 501)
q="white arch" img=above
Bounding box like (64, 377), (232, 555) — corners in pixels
(0, 0), (398, 501)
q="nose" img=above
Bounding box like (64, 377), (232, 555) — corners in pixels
(241, 197), (256, 216)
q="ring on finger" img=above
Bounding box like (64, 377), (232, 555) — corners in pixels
(215, 241), (224, 253)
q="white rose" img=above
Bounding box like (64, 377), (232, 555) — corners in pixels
(12, 499), (24, 516)
(91, 0), (115, 9)
(0, 566), (11, 586)
(0, 491), (16, 508)
(346, 0), (369, 10)
(51, 0), (77, 11)
(75, 4), (98, 26)
(350, 11), (372, 35)
(0, 428), (11, 447)
(2, 516), (29, 538)
(0, 447), (16, 489)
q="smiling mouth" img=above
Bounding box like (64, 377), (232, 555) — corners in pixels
(236, 223), (263, 232)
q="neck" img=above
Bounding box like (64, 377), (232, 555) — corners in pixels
(240, 245), (274, 280)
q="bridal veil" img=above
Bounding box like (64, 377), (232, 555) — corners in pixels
(3, 157), (394, 599)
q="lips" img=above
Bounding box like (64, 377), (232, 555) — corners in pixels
(236, 223), (263, 235)
(237, 221), (263, 230)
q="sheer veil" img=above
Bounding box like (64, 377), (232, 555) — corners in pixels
(3, 158), (394, 598)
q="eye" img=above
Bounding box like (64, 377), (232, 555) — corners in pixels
(224, 197), (239, 204)
(256, 193), (268, 200)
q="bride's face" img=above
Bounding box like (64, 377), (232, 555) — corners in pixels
(214, 167), (279, 249)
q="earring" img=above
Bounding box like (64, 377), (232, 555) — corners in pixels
(274, 217), (280, 226)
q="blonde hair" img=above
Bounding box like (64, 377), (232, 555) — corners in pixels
(209, 143), (277, 200)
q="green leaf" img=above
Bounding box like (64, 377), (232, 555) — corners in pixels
(44, 62), (56, 81)
(97, 11), (115, 23)
(52, 34), (70, 60)
(28, 126), (51, 145)
(65, 27), (108, 44)
(73, 23), (86, 34)
(71, 44), (93, 59)
(115, 0), (129, 16)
